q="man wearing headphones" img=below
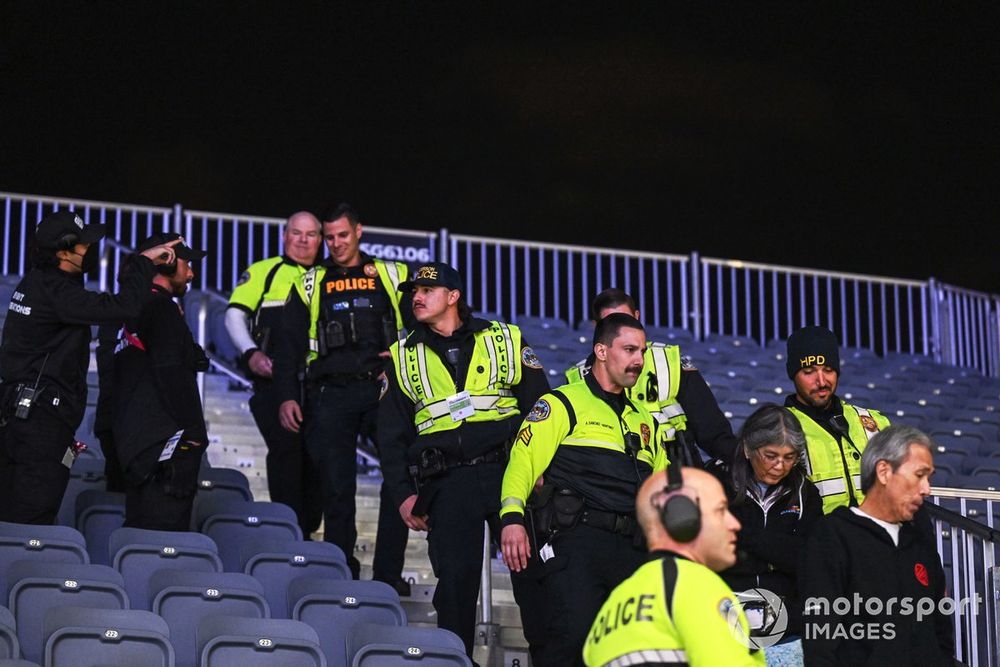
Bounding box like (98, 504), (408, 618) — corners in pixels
(108, 232), (210, 530)
(582, 467), (764, 666)
(501, 313), (666, 666)
(784, 326), (890, 513)
(0, 211), (179, 524)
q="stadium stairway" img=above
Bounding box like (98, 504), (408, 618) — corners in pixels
(201, 371), (531, 665)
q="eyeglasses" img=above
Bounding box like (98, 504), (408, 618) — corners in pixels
(755, 450), (800, 467)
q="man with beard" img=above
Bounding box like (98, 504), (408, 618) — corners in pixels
(0, 211), (179, 524)
(501, 313), (666, 666)
(110, 233), (210, 530)
(783, 326), (890, 513)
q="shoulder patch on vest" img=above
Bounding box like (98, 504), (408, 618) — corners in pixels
(681, 355), (696, 371)
(526, 399), (551, 422)
(378, 373), (389, 400)
(517, 425), (532, 447)
(860, 415), (878, 432)
(236, 270), (251, 286)
(521, 346), (543, 369)
(364, 263), (378, 277)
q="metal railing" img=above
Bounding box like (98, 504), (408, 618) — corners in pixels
(928, 487), (1000, 667)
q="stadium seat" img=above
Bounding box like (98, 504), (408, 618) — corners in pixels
(241, 538), (350, 618)
(0, 522), (89, 595)
(0, 660), (39, 666)
(56, 458), (107, 527)
(110, 527), (223, 610)
(75, 490), (126, 566)
(197, 615), (326, 667)
(347, 621), (471, 666)
(42, 606), (172, 667)
(197, 467), (254, 504)
(5, 561), (127, 664)
(289, 578), (405, 666)
(516, 315), (568, 330)
(930, 431), (984, 458)
(194, 499), (302, 571)
(644, 325), (694, 343)
(151, 570), (269, 667)
(0, 605), (17, 660)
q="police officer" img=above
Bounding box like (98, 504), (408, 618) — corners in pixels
(109, 233), (210, 530)
(783, 326), (890, 513)
(502, 313), (667, 666)
(582, 467), (764, 667)
(225, 211), (323, 536)
(0, 211), (179, 524)
(275, 203), (412, 585)
(565, 289), (736, 464)
(378, 262), (550, 657)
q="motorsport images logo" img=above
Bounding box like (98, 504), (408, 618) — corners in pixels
(724, 588), (789, 649)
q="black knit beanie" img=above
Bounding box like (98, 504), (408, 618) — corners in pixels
(786, 326), (840, 379)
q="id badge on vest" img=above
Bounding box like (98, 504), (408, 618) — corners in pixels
(447, 390), (475, 421)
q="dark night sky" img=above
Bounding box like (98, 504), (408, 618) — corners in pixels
(2, 3), (998, 291)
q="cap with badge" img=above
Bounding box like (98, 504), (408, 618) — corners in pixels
(398, 262), (463, 293)
(35, 210), (107, 249)
(786, 326), (841, 379)
(136, 232), (207, 262)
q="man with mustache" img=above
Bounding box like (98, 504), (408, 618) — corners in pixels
(501, 313), (666, 665)
(800, 425), (954, 665)
(783, 326), (890, 513)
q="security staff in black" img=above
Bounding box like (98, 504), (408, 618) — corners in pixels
(275, 204), (413, 585)
(225, 211), (324, 536)
(0, 211), (180, 524)
(502, 313), (666, 667)
(378, 262), (551, 658)
(565, 289), (736, 465)
(109, 233), (210, 530)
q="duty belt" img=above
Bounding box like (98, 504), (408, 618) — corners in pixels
(579, 507), (637, 537)
(309, 369), (381, 385)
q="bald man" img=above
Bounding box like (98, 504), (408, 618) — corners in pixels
(583, 468), (765, 666)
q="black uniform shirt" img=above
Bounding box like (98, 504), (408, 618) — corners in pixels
(377, 317), (551, 507)
(0, 256), (156, 428)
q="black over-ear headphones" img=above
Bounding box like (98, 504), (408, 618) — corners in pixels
(659, 433), (701, 543)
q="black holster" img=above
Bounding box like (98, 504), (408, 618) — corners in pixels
(530, 486), (585, 541)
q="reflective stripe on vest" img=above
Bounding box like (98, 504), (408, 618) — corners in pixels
(607, 649), (689, 666)
(374, 260), (407, 340)
(392, 322), (523, 434)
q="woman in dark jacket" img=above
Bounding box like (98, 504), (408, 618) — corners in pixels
(716, 404), (823, 644)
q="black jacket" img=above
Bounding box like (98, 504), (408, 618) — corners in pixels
(717, 472), (823, 634)
(109, 285), (208, 479)
(377, 317), (550, 507)
(0, 257), (156, 429)
(799, 506), (954, 666)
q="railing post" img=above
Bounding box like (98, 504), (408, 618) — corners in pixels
(689, 251), (701, 341)
(439, 228), (449, 264)
(476, 522), (500, 650)
(197, 293), (208, 406)
(172, 203), (183, 234)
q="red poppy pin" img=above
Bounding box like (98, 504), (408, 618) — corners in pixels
(914, 563), (929, 587)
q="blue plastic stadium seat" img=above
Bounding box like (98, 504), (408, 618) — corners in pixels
(0, 522), (89, 595)
(5, 562), (128, 664)
(151, 570), (269, 667)
(75, 490), (126, 566)
(56, 458), (107, 527)
(289, 578), (405, 665)
(197, 467), (254, 504)
(194, 499), (302, 571)
(197, 615), (326, 667)
(110, 527), (223, 610)
(516, 315), (569, 330)
(347, 621), (471, 666)
(644, 326), (694, 344)
(241, 539), (350, 619)
(42, 606), (172, 667)
(0, 659), (39, 666)
(0, 605), (18, 660)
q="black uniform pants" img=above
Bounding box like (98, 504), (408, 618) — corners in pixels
(304, 378), (408, 580)
(425, 461), (505, 657)
(124, 465), (197, 532)
(249, 380), (323, 535)
(0, 397), (75, 525)
(537, 524), (647, 666)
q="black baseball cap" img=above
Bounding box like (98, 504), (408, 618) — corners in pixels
(136, 232), (207, 262)
(35, 210), (107, 249)
(398, 262), (463, 292)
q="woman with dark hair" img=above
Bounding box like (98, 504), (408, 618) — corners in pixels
(716, 404), (822, 660)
